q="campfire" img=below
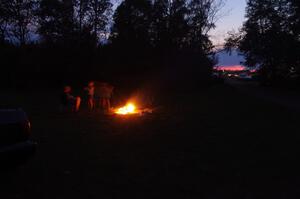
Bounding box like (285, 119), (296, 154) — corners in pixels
(115, 103), (138, 115)
(114, 102), (153, 116)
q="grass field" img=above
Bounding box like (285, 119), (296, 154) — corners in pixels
(1, 84), (300, 199)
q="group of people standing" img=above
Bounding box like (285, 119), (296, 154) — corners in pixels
(61, 81), (114, 113)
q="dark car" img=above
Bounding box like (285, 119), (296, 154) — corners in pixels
(0, 109), (36, 167)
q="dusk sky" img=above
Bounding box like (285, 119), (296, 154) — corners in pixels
(210, 0), (247, 46)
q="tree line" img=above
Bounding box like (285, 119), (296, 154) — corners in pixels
(225, 0), (300, 86)
(0, 0), (112, 45)
(0, 0), (224, 89)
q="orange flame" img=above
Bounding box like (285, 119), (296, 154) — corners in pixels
(115, 103), (137, 115)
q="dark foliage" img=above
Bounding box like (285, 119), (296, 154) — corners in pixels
(225, 0), (300, 86)
(109, 0), (219, 90)
(0, 0), (37, 45)
(0, 0), (223, 90)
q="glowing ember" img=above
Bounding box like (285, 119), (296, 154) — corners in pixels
(115, 103), (137, 115)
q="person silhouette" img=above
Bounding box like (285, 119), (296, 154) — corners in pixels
(98, 82), (114, 113)
(84, 81), (95, 111)
(61, 86), (81, 112)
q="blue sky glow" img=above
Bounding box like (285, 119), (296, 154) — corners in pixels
(210, 0), (247, 46)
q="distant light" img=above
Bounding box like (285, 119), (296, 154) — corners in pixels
(214, 65), (247, 72)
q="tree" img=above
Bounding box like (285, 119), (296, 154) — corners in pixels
(87, 0), (112, 40)
(151, 0), (169, 50)
(151, 0), (189, 51)
(1, 0), (37, 45)
(187, 0), (225, 54)
(226, 0), (299, 84)
(38, 0), (75, 44)
(168, 0), (190, 49)
(224, 30), (243, 54)
(288, 0), (300, 75)
(151, 0), (224, 53)
(111, 0), (152, 49)
(38, 0), (111, 44)
(74, 0), (90, 33)
(289, 0), (300, 38)
(110, 0), (225, 84)
(0, 0), (9, 42)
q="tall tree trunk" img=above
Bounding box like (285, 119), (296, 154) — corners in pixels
(79, 0), (83, 32)
(94, 0), (98, 35)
